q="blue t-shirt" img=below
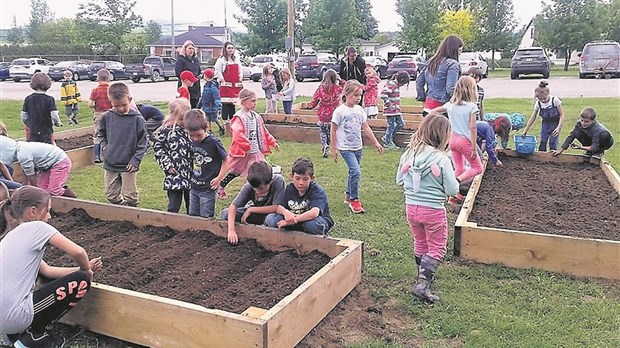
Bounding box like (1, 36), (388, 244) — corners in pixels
(138, 104), (165, 121)
(277, 181), (332, 220)
(445, 101), (479, 139)
(190, 135), (227, 190)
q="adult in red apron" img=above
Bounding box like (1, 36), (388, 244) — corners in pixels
(214, 41), (243, 130)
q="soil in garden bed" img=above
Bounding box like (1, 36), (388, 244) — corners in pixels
(469, 154), (620, 240)
(55, 134), (92, 151)
(46, 209), (331, 314)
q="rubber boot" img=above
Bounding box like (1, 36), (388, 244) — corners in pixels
(94, 144), (102, 163)
(413, 255), (440, 303)
(62, 185), (77, 198)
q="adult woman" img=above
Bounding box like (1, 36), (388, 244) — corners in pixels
(175, 40), (202, 108)
(214, 41), (243, 129)
(416, 35), (463, 115)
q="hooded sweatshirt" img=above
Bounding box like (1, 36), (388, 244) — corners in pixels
(396, 145), (459, 209)
(96, 109), (148, 172)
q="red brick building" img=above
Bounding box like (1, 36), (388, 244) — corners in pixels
(149, 25), (231, 64)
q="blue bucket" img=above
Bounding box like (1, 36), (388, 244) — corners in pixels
(514, 135), (537, 154)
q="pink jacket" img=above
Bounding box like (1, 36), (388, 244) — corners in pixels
(306, 84), (343, 123)
(363, 75), (380, 107)
(229, 110), (278, 157)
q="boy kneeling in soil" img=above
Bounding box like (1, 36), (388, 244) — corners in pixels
(220, 161), (285, 244)
(552, 107), (614, 159)
(264, 158), (334, 236)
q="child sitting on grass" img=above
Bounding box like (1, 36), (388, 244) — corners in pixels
(552, 107), (614, 159)
(264, 158), (334, 236)
(220, 161), (285, 244)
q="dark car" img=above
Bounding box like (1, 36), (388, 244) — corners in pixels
(48, 61), (92, 81)
(386, 55), (424, 80)
(88, 61), (129, 81)
(295, 53), (340, 81)
(364, 56), (388, 79)
(0, 62), (10, 81)
(510, 47), (550, 79)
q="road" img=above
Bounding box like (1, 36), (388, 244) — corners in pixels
(0, 76), (618, 102)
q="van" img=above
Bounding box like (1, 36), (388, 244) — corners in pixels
(579, 41), (620, 79)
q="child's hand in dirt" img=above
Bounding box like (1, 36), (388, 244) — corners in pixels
(494, 160), (503, 167)
(89, 257), (103, 273)
(227, 230), (238, 245)
(551, 148), (565, 156)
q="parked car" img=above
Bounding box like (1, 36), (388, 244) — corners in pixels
(459, 52), (488, 77)
(88, 61), (129, 81)
(0, 62), (10, 81)
(294, 53), (340, 82)
(364, 56), (388, 79)
(241, 61), (252, 80)
(250, 54), (287, 82)
(48, 61), (92, 81)
(386, 55), (424, 80)
(125, 56), (177, 83)
(579, 41), (620, 79)
(9, 58), (54, 82)
(510, 47), (550, 79)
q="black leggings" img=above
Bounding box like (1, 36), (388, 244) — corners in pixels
(30, 271), (91, 334)
(221, 103), (236, 121)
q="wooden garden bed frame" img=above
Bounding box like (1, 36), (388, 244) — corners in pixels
(454, 150), (620, 280)
(51, 197), (364, 347)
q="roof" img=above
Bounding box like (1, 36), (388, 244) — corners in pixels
(150, 26), (227, 47)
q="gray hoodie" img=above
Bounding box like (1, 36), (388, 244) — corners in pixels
(396, 145), (459, 209)
(96, 109), (148, 172)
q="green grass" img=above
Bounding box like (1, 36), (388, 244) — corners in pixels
(1, 97), (619, 347)
(487, 66), (581, 79)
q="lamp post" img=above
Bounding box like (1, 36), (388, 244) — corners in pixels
(171, 0), (175, 56)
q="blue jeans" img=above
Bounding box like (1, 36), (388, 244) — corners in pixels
(539, 121), (559, 151)
(340, 149), (363, 200)
(282, 101), (293, 114)
(167, 189), (190, 213)
(189, 188), (216, 218)
(385, 115), (404, 144)
(220, 206), (269, 225)
(264, 213), (333, 236)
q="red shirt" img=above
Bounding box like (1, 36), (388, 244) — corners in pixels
(178, 86), (190, 100)
(89, 83), (112, 112)
(307, 84), (343, 123)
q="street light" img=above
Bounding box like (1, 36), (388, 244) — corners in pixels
(171, 0), (175, 56)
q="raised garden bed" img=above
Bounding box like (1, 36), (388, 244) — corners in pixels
(454, 150), (620, 280)
(48, 197), (363, 347)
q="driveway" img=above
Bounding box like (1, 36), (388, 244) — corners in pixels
(0, 76), (618, 101)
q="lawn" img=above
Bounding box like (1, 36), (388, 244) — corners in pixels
(1, 97), (619, 347)
(487, 66), (581, 79)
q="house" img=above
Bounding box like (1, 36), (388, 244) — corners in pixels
(519, 19), (579, 65)
(149, 25), (231, 64)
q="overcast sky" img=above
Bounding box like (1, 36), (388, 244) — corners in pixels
(0, 0), (545, 33)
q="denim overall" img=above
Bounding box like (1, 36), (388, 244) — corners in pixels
(538, 97), (560, 151)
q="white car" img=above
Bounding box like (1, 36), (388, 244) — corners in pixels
(9, 58), (54, 82)
(459, 52), (489, 77)
(249, 54), (287, 82)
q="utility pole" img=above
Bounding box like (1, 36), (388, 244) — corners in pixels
(224, 0), (228, 28)
(171, 0), (175, 57)
(286, 0), (295, 74)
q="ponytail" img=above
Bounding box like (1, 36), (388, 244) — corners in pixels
(0, 186), (50, 237)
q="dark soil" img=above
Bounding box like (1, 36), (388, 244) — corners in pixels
(55, 135), (92, 151)
(470, 154), (620, 240)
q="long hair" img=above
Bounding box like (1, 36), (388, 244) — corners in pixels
(490, 116), (512, 146)
(426, 35), (463, 76)
(0, 186), (50, 236)
(406, 113), (451, 156)
(321, 69), (339, 94)
(450, 76), (478, 105)
(238, 89), (257, 108)
(341, 80), (363, 104)
(220, 41), (236, 61)
(179, 40), (196, 58)
(163, 98), (191, 128)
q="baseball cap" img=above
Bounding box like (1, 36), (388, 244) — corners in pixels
(202, 68), (215, 79)
(180, 71), (199, 83)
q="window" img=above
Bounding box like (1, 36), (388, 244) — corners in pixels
(200, 49), (213, 63)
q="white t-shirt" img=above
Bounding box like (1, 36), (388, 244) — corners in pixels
(0, 221), (58, 334)
(533, 96), (562, 112)
(444, 101), (479, 139)
(331, 104), (367, 151)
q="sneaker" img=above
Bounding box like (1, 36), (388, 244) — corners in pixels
(380, 135), (387, 144)
(348, 199), (365, 214)
(448, 193), (465, 205)
(14, 330), (65, 348)
(384, 142), (399, 150)
(581, 151), (593, 159)
(217, 187), (228, 200)
(73, 117), (79, 124)
(62, 185), (77, 198)
(591, 152), (604, 160)
(1, 333), (14, 346)
(322, 145), (330, 158)
(219, 127), (225, 136)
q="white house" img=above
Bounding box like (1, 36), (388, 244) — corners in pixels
(519, 19), (579, 65)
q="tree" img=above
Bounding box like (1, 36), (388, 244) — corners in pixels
(471, 0), (517, 69)
(294, 0), (310, 55)
(304, 0), (359, 57)
(37, 18), (90, 46)
(234, 0), (288, 56)
(396, 0), (443, 54)
(354, 0), (378, 40)
(144, 21), (162, 46)
(28, 0), (54, 43)
(7, 16), (26, 46)
(437, 10), (478, 48)
(535, 0), (608, 70)
(604, 0), (620, 42)
(443, 0), (473, 10)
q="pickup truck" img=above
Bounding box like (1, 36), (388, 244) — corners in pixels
(125, 56), (177, 83)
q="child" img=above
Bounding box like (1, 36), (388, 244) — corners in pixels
(429, 76), (482, 188)
(277, 67), (295, 114)
(0, 135), (76, 197)
(552, 107), (614, 159)
(363, 66), (380, 119)
(476, 120), (504, 167)
(197, 68), (225, 136)
(304, 69), (344, 158)
(21, 72), (61, 144)
(184, 109), (229, 218)
(153, 98), (192, 213)
(396, 114), (459, 303)
(380, 70), (410, 149)
(0, 186), (103, 347)
(96, 82), (148, 207)
(0, 123), (21, 190)
(60, 70), (81, 126)
(468, 67), (485, 119)
(261, 64), (278, 114)
(137, 104), (165, 142)
(484, 114), (516, 149)
(331, 80), (384, 214)
(264, 158), (334, 235)
(220, 161), (285, 244)
(178, 71), (199, 100)
(89, 68), (112, 163)
(522, 80), (565, 151)
(217, 89), (279, 199)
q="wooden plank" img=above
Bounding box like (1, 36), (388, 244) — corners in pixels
(60, 284), (264, 348)
(54, 126), (94, 140)
(242, 307), (269, 319)
(11, 147), (93, 183)
(296, 102), (423, 115)
(501, 149), (588, 164)
(264, 124), (413, 147)
(262, 113), (420, 131)
(282, 109), (423, 121)
(600, 159), (620, 195)
(264, 240), (363, 347)
(460, 226), (620, 279)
